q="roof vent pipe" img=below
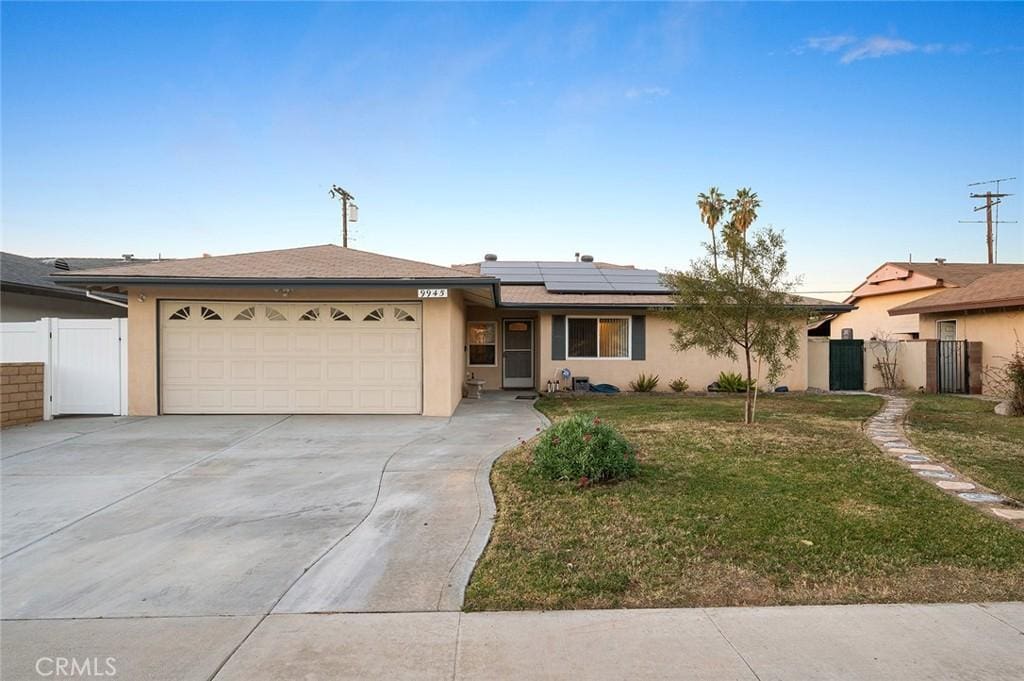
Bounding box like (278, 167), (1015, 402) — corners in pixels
(580, 254), (594, 263)
(484, 253), (498, 261)
(934, 257), (946, 265)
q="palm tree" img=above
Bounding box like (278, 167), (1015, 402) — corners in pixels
(728, 187), (761, 275)
(696, 187), (725, 271)
(728, 187), (760, 235)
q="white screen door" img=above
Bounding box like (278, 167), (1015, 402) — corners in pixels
(502, 319), (534, 389)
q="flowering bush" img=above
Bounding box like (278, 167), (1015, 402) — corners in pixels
(532, 413), (638, 483)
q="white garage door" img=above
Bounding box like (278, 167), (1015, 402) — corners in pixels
(159, 301), (422, 414)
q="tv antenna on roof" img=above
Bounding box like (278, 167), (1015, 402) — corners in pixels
(959, 177), (1016, 263)
(328, 185), (359, 248)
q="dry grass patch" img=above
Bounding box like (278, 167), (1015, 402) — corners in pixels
(465, 393), (1024, 611)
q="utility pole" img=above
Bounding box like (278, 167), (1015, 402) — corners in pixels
(960, 177), (1016, 264)
(328, 185), (358, 248)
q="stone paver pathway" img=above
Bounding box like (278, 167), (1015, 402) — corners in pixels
(865, 395), (1024, 527)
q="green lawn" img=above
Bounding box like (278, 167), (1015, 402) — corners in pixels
(464, 393), (1024, 611)
(907, 395), (1024, 501)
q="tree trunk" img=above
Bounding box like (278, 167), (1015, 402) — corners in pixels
(744, 347), (753, 424)
(710, 230), (719, 272)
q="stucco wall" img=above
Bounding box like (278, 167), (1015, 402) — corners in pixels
(534, 311), (809, 392)
(807, 338), (830, 390)
(0, 291), (128, 322)
(918, 309), (1024, 394)
(125, 286), (465, 417)
(830, 289), (935, 340)
(464, 307), (541, 390)
(863, 339), (928, 392)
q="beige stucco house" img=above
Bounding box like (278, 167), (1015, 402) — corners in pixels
(56, 244), (849, 417)
(830, 261), (1024, 341)
(889, 268), (1024, 393)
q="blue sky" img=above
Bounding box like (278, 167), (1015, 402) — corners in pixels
(3, 2), (1022, 298)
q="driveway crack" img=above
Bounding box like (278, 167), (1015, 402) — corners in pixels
(1, 416), (150, 461)
(0, 415), (291, 560)
(205, 429), (432, 680)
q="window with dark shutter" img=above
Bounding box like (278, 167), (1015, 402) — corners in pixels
(551, 315), (566, 360)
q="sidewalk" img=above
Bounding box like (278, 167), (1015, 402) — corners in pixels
(5, 602), (1022, 680)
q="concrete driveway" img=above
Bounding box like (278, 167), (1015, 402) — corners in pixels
(1, 396), (544, 622)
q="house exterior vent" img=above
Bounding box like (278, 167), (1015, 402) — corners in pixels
(580, 254), (594, 263)
(53, 258), (70, 271)
(484, 253), (498, 261)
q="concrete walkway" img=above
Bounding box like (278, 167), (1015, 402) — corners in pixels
(3, 602), (1022, 680)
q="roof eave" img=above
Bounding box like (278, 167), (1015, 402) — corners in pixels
(50, 275), (498, 290)
(499, 302), (674, 310)
(498, 301), (855, 312)
(890, 298), (1024, 316)
(1, 281), (93, 301)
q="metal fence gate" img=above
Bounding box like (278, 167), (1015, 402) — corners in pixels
(829, 339), (864, 391)
(936, 339), (968, 394)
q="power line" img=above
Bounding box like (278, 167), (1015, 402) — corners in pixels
(960, 177), (1016, 263)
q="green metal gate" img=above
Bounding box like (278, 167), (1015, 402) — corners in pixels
(830, 340), (864, 391)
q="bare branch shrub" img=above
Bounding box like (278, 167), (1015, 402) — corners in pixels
(983, 334), (1024, 416)
(869, 330), (903, 391)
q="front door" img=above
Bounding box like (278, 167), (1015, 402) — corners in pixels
(502, 319), (534, 389)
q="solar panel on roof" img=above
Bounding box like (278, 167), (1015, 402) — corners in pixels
(544, 281), (614, 292)
(479, 259), (669, 293)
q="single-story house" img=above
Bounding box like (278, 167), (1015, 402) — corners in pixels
(55, 244), (850, 417)
(889, 268), (1024, 394)
(831, 261), (1024, 341)
(0, 251), (151, 321)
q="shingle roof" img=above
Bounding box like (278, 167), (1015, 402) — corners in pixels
(1, 251), (83, 294)
(56, 244), (488, 282)
(500, 285), (852, 310)
(889, 269), (1024, 315)
(500, 285), (675, 307)
(885, 262), (1024, 287)
(39, 256), (156, 270)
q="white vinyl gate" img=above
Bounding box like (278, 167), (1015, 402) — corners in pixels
(0, 318), (127, 417)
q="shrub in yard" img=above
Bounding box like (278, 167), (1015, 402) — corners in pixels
(1009, 353), (1024, 416)
(629, 373), (660, 392)
(669, 377), (689, 393)
(713, 371), (754, 393)
(986, 337), (1024, 416)
(532, 413), (638, 483)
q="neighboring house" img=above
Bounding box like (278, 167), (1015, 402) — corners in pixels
(831, 261), (1024, 341)
(889, 268), (1024, 394)
(55, 244), (849, 417)
(0, 251), (148, 321)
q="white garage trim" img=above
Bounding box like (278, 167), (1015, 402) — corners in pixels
(158, 300), (422, 414)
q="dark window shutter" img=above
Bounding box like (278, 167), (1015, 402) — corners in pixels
(631, 315), (646, 360)
(552, 315), (566, 360)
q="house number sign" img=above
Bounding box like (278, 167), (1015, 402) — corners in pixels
(418, 288), (449, 298)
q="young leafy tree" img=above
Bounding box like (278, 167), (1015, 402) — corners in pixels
(663, 187), (805, 424)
